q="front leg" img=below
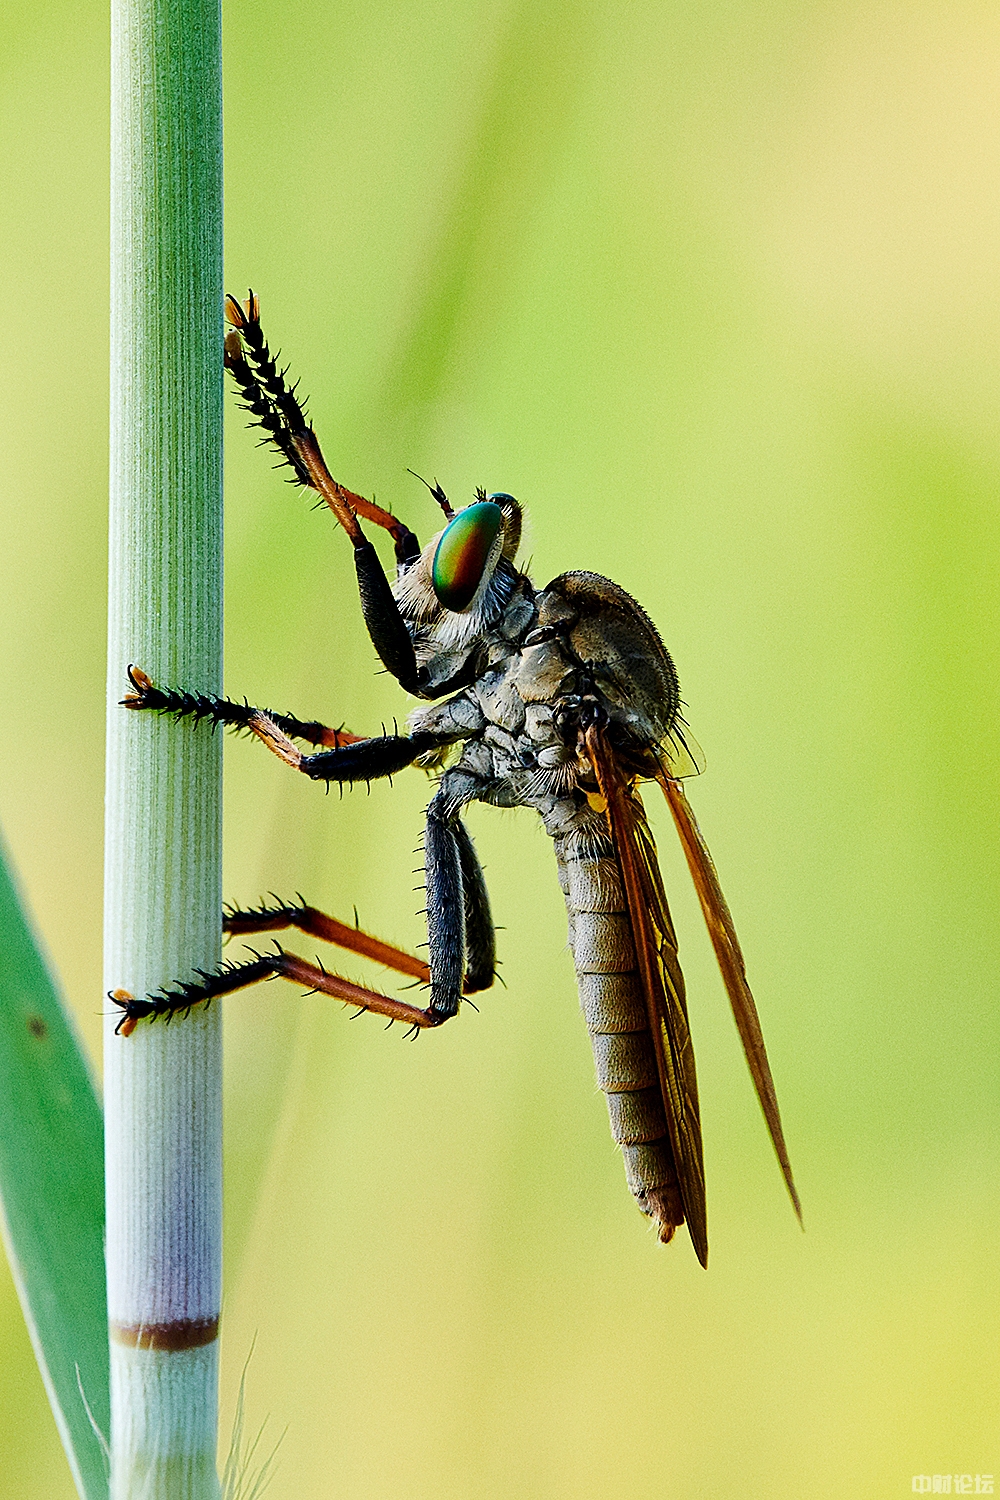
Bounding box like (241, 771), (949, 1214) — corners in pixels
(225, 295), (430, 696)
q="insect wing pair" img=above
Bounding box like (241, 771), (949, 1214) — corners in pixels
(545, 572), (799, 1265)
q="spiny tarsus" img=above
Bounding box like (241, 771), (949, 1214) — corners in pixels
(121, 665), (256, 731)
(224, 291), (311, 483)
(111, 952), (281, 1034)
(122, 665), (357, 750)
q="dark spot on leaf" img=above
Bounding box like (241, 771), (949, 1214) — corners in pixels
(27, 1014), (47, 1039)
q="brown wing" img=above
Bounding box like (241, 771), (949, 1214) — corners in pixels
(659, 774), (802, 1225)
(585, 723), (709, 1267)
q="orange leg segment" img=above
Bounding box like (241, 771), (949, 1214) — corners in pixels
(223, 898), (430, 984)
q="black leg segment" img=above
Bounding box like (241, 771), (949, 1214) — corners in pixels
(424, 796), (467, 1020)
(300, 731), (441, 783)
(354, 539), (420, 692)
(424, 791), (498, 1016)
(453, 818), (495, 993)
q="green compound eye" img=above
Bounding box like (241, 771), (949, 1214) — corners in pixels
(432, 501), (503, 611)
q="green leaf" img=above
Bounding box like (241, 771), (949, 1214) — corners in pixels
(0, 834), (108, 1499)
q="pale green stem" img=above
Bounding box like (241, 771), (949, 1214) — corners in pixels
(106, 0), (223, 1496)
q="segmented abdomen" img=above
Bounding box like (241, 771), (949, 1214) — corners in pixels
(552, 835), (685, 1240)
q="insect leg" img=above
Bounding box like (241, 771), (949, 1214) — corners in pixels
(122, 667), (362, 747)
(423, 775), (495, 1017)
(123, 667), (443, 782)
(225, 294), (424, 694)
(424, 794), (466, 1020)
(451, 819), (495, 993)
(223, 897), (430, 984)
(349, 534), (423, 693)
(296, 732), (442, 783)
(111, 950), (445, 1038)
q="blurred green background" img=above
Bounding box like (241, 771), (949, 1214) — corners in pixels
(2, 1), (999, 1496)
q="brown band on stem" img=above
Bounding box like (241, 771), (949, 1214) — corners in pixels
(110, 1316), (220, 1351)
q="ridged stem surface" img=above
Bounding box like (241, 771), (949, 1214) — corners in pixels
(106, 0), (223, 1494)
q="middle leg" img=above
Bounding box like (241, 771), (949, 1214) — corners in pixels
(123, 666), (446, 782)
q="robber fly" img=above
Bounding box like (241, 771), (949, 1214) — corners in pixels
(115, 292), (801, 1266)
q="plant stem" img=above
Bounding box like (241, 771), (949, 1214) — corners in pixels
(106, 0), (223, 1495)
